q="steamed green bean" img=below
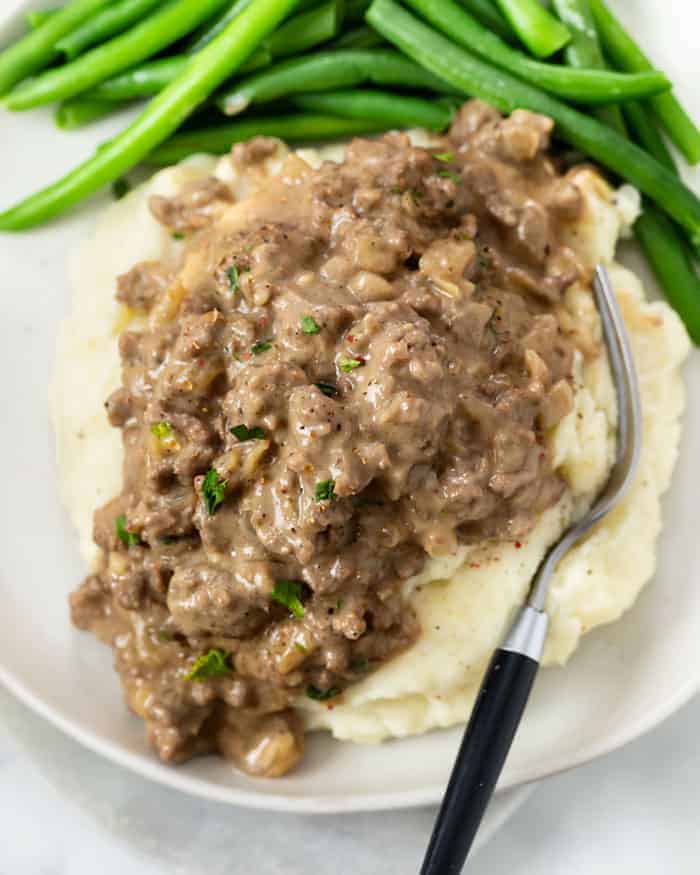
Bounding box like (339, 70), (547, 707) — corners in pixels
(82, 1), (339, 106)
(218, 49), (456, 115)
(6, 0), (231, 110)
(292, 89), (453, 130)
(0, 0), (302, 229)
(404, 0), (668, 106)
(55, 0), (164, 60)
(0, 0), (109, 96)
(589, 0), (700, 164)
(495, 0), (570, 57)
(551, 0), (625, 133)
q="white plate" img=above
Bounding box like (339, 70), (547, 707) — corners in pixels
(0, 0), (699, 814)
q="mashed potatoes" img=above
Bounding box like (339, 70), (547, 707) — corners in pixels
(50, 140), (689, 745)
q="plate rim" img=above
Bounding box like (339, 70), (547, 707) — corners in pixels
(2, 660), (697, 812)
(2, 0), (699, 816)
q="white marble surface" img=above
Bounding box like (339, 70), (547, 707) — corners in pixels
(1, 684), (698, 873)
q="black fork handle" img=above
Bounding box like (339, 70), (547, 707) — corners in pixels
(420, 648), (540, 874)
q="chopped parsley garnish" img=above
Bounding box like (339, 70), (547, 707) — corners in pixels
(251, 340), (272, 355)
(202, 468), (228, 516)
(434, 151), (454, 163)
(111, 178), (130, 200)
(150, 421), (173, 440)
(159, 535), (178, 545)
(437, 168), (461, 183)
(230, 424), (266, 441)
(115, 514), (142, 548)
(185, 648), (231, 681)
(339, 357), (362, 373)
(389, 186), (423, 203)
(227, 263), (239, 292)
(271, 580), (305, 618)
(306, 685), (340, 701)
(316, 381), (337, 397)
(315, 479), (336, 502)
(300, 315), (321, 335)
(295, 642), (308, 654)
(157, 629), (173, 642)
(171, 232), (184, 240)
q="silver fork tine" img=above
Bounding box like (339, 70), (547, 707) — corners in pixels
(593, 263), (643, 495)
(525, 264), (643, 613)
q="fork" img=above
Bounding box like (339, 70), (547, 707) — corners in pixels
(419, 265), (643, 874)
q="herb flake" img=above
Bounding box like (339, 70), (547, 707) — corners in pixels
(231, 424), (266, 441)
(227, 263), (239, 292)
(115, 514), (142, 548)
(171, 231), (184, 240)
(185, 648), (231, 681)
(339, 357), (362, 373)
(434, 151), (454, 163)
(300, 315), (321, 335)
(202, 468), (227, 516)
(112, 178), (130, 200)
(150, 421), (173, 440)
(251, 340), (272, 355)
(316, 381), (337, 397)
(315, 479), (336, 502)
(437, 168), (461, 183)
(306, 685), (340, 701)
(271, 580), (305, 618)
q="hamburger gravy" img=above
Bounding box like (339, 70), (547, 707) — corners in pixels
(63, 101), (687, 777)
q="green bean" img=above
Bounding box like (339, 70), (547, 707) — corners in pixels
(553, 0), (699, 342)
(55, 0), (165, 60)
(622, 102), (674, 172)
(495, 0), (570, 57)
(403, 0), (668, 105)
(292, 89), (452, 130)
(620, 105), (700, 341)
(186, 0), (251, 53)
(589, 0), (700, 164)
(635, 207), (700, 344)
(621, 107), (700, 345)
(627, 113), (700, 345)
(266, 0), (342, 57)
(456, 0), (512, 41)
(0, 0), (110, 96)
(186, 0), (316, 52)
(26, 8), (60, 30)
(148, 113), (390, 164)
(329, 25), (385, 49)
(366, 0), (700, 249)
(0, 0), (301, 230)
(6, 0), (232, 111)
(81, 1), (338, 106)
(551, 1), (625, 137)
(55, 96), (126, 129)
(85, 48), (270, 103)
(218, 49), (456, 115)
(550, 0), (596, 67)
